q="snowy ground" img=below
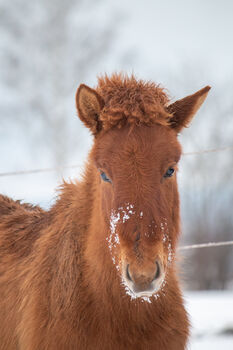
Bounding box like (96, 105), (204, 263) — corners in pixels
(185, 291), (233, 349)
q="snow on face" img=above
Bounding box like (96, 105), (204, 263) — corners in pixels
(160, 217), (174, 265)
(121, 273), (167, 304)
(107, 211), (121, 271)
(107, 209), (172, 304)
(106, 203), (136, 272)
(120, 215), (169, 304)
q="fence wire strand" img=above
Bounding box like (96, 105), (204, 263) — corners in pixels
(179, 240), (233, 251)
(183, 145), (233, 156)
(0, 144), (233, 178)
(0, 165), (82, 177)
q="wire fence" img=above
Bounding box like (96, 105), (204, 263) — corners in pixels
(179, 240), (233, 251)
(0, 144), (233, 178)
(183, 144), (233, 155)
(0, 165), (82, 177)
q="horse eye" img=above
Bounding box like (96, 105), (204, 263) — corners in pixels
(100, 171), (112, 183)
(164, 167), (175, 178)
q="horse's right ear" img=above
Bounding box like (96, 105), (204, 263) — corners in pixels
(167, 86), (211, 133)
(76, 84), (104, 135)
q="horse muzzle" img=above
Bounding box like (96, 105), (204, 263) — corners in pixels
(122, 259), (165, 298)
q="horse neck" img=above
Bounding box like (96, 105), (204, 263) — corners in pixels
(49, 160), (122, 303)
(39, 161), (98, 309)
(50, 160), (96, 229)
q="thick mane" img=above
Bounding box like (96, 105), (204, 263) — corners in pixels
(96, 73), (171, 131)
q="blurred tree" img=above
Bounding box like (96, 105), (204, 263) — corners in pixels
(0, 0), (120, 167)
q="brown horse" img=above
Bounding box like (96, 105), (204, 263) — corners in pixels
(0, 74), (210, 349)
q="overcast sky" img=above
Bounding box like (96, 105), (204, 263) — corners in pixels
(92, 0), (233, 88)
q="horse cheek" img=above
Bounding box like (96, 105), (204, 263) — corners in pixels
(101, 184), (114, 224)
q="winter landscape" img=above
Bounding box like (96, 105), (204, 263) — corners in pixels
(0, 0), (233, 348)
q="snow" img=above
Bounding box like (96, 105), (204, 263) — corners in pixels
(185, 291), (233, 349)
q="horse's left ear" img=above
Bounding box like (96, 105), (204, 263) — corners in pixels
(76, 84), (104, 135)
(167, 86), (211, 133)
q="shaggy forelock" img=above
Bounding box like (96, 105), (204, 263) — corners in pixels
(96, 73), (172, 132)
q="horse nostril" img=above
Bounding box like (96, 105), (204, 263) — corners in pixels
(126, 264), (132, 281)
(153, 261), (161, 281)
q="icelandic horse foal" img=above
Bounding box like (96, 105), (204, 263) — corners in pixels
(0, 74), (210, 349)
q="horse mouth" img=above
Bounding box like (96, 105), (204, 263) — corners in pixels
(121, 273), (165, 301)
